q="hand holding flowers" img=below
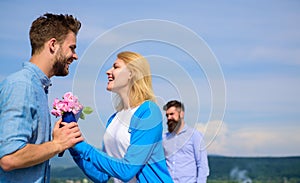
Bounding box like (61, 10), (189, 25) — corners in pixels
(51, 92), (92, 157)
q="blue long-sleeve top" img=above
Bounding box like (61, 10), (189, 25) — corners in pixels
(70, 101), (173, 183)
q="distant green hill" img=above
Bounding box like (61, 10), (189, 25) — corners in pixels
(51, 156), (300, 182)
(207, 156), (300, 182)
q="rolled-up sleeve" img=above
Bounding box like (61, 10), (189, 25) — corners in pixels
(0, 81), (36, 158)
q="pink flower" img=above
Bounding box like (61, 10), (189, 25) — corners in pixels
(51, 92), (84, 117)
(63, 92), (78, 103)
(51, 109), (62, 117)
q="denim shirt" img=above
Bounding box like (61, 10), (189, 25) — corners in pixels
(0, 62), (52, 183)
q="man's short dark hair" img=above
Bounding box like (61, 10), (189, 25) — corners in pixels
(163, 100), (185, 112)
(29, 13), (81, 55)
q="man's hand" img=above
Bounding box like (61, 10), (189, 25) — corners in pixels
(52, 119), (84, 153)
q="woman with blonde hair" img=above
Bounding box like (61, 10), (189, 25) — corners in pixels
(70, 51), (173, 183)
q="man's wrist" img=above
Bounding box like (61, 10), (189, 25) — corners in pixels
(48, 140), (63, 155)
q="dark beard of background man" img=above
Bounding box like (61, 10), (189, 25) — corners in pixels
(167, 118), (182, 133)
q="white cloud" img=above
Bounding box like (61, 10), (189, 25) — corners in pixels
(195, 121), (300, 157)
(195, 121), (228, 154)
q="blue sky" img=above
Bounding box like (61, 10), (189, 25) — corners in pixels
(0, 1), (299, 158)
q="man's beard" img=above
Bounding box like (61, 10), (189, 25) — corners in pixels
(53, 51), (70, 76)
(167, 118), (182, 133)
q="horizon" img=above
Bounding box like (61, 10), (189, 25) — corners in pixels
(50, 153), (300, 169)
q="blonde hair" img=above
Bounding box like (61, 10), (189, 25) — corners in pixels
(115, 51), (156, 110)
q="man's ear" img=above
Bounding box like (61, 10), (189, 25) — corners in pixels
(48, 38), (58, 54)
(180, 110), (184, 119)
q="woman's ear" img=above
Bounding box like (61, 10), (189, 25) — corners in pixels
(128, 71), (133, 80)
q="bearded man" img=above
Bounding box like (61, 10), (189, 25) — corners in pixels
(162, 100), (210, 183)
(0, 13), (84, 183)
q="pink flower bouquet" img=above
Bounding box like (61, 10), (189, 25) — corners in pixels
(51, 92), (93, 121)
(51, 92), (93, 157)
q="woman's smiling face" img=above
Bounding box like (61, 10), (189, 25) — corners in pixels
(106, 58), (132, 94)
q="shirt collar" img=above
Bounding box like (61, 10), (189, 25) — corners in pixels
(23, 62), (52, 94)
(177, 124), (188, 135)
